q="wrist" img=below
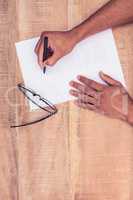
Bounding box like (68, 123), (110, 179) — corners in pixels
(69, 27), (84, 44)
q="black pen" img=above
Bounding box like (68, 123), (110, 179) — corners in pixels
(43, 36), (49, 74)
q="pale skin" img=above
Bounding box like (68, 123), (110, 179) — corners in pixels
(34, 0), (133, 125)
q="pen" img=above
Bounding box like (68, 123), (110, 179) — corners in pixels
(43, 36), (49, 74)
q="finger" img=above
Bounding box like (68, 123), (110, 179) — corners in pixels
(77, 75), (105, 91)
(74, 99), (96, 111)
(48, 47), (54, 57)
(69, 89), (96, 104)
(69, 81), (97, 98)
(69, 89), (79, 97)
(35, 31), (45, 53)
(37, 41), (45, 68)
(34, 38), (41, 54)
(78, 94), (97, 104)
(99, 71), (122, 86)
(43, 53), (60, 66)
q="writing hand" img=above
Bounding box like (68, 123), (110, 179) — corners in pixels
(34, 31), (76, 68)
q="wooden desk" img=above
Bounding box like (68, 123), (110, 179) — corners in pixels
(1, 0), (133, 199)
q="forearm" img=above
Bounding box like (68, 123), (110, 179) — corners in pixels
(70, 0), (133, 43)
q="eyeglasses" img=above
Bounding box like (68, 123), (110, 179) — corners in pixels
(11, 83), (58, 128)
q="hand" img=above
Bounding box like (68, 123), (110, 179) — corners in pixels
(34, 30), (76, 68)
(69, 71), (133, 124)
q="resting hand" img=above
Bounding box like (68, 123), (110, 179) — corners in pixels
(69, 71), (133, 125)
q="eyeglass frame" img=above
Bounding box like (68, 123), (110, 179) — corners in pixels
(10, 83), (58, 128)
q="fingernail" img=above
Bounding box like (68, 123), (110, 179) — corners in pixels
(69, 81), (74, 86)
(99, 71), (104, 76)
(69, 90), (73, 95)
(40, 63), (44, 68)
(77, 75), (81, 80)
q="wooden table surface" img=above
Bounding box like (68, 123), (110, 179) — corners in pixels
(1, 0), (133, 199)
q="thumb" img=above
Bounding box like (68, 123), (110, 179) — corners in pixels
(43, 53), (60, 66)
(99, 71), (121, 86)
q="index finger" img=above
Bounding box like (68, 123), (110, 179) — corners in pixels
(34, 37), (41, 54)
(37, 42), (44, 67)
(77, 75), (105, 91)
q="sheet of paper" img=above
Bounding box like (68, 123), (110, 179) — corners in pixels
(15, 29), (125, 110)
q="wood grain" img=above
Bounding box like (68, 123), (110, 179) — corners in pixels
(0, 0), (18, 199)
(0, 0), (133, 200)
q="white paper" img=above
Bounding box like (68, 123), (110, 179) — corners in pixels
(15, 29), (125, 110)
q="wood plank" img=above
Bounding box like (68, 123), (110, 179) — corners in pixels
(0, 0), (18, 199)
(68, 1), (133, 200)
(17, 1), (71, 199)
(18, 0), (68, 39)
(16, 1), (113, 200)
(0, 0), (133, 199)
(73, 24), (133, 200)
